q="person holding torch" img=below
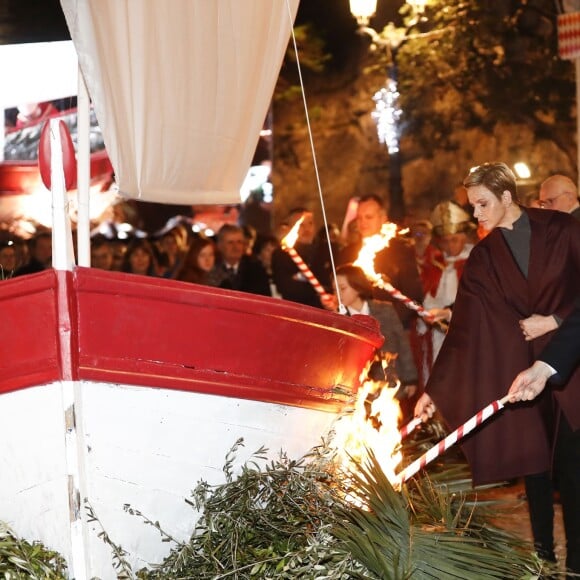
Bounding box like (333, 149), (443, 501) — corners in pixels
(414, 162), (580, 572)
(272, 207), (336, 309)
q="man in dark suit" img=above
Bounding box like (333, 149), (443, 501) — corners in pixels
(338, 194), (423, 329)
(271, 208), (335, 308)
(508, 305), (580, 573)
(213, 224), (271, 297)
(508, 306), (580, 401)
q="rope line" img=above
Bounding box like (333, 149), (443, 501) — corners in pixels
(285, 0), (346, 314)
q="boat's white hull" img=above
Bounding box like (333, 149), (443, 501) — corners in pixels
(2, 380), (340, 578)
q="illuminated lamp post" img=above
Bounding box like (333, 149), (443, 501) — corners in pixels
(349, 0), (427, 223)
(513, 161), (537, 204)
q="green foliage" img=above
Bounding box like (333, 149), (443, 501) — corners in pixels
(276, 23), (331, 102)
(0, 523), (67, 579)
(335, 451), (547, 579)
(0, 426), (552, 579)
(127, 431), (550, 579)
(285, 24), (331, 74)
(136, 438), (367, 578)
(384, 0), (575, 158)
(86, 502), (133, 579)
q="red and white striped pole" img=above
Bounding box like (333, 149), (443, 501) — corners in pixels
(375, 278), (446, 329)
(283, 245), (333, 305)
(281, 216), (333, 307)
(399, 416), (422, 440)
(396, 395), (510, 484)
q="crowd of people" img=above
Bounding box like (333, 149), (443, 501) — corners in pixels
(1, 163), (579, 573)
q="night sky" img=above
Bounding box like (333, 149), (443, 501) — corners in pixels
(0, 0), (69, 44)
(0, 0), (402, 61)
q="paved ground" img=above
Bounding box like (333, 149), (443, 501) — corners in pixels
(481, 479), (566, 576)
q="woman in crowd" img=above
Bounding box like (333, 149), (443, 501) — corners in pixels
(253, 234), (281, 298)
(415, 162), (580, 572)
(156, 229), (185, 279)
(336, 264), (418, 399)
(176, 235), (219, 286)
(121, 238), (158, 277)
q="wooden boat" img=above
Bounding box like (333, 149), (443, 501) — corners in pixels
(0, 1), (383, 577)
(0, 268), (380, 577)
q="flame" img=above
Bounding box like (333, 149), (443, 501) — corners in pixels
(353, 222), (398, 283)
(332, 225), (406, 492)
(332, 363), (403, 490)
(280, 216), (305, 249)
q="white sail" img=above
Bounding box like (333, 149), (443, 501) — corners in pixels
(59, 0), (299, 204)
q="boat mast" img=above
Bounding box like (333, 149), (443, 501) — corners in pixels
(77, 69), (91, 267)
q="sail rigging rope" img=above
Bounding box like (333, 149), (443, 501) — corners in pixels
(285, 0), (346, 314)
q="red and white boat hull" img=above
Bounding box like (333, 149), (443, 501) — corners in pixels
(0, 268), (382, 578)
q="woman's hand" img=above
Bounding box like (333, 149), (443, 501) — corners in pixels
(519, 314), (558, 341)
(414, 392), (436, 422)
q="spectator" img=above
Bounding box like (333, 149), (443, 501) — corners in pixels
(14, 231), (52, 276)
(338, 194), (424, 329)
(408, 219), (441, 278)
(538, 174), (580, 220)
(156, 229), (184, 279)
(121, 238), (158, 277)
(253, 234), (281, 299)
(90, 235), (114, 271)
(0, 242), (17, 278)
(110, 240), (128, 272)
(176, 236), (220, 286)
(336, 264), (418, 403)
(414, 202), (475, 385)
(271, 208), (335, 308)
(242, 224), (257, 256)
(212, 224), (271, 296)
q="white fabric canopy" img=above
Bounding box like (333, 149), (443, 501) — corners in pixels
(59, 0), (299, 205)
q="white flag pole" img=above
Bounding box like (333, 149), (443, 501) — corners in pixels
(77, 68), (91, 267)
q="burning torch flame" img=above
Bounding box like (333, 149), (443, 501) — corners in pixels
(280, 216), (304, 250)
(353, 222), (398, 282)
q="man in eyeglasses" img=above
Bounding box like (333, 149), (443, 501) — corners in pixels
(538, 174), (580, 220)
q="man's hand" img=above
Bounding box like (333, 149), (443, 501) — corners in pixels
(519, 314), (558, 341)
(414, 392), (436, 422)
(428, 307), (452, 323)
(321, 294), (337, 311)
(507, 361), (555, 402)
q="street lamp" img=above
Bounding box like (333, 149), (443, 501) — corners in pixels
(349, 1), (427, 222)
(349, 0), (377, 26)
(513, 162), (531, 180)
(350, 0), (427, 24)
